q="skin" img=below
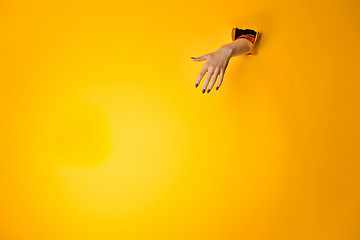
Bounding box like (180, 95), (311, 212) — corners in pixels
(191, 38), (254, 93)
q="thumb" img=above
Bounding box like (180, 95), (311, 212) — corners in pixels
(191, 55), (208, 62)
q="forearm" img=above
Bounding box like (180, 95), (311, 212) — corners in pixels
(219, 38), (253, 58)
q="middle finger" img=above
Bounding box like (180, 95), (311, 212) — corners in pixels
(195, 64), (208, 87)
(202, 68), (214, 94)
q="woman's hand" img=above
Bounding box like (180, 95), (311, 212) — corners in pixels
(191, 46), (233, 93)
(191, 38), (252, 93)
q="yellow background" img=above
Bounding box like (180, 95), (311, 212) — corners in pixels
(1, 0), (360, 239)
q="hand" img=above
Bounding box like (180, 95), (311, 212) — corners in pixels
(191, 46), (233, 94)
(191, 38), (253, 93)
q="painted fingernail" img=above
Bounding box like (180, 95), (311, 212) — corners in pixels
(195, 83), (198, 87)
(202, 89), (205, 94)
(207, 89), (210, 93)
(191, 57), (195, 59)
(216, 86), (219, 90)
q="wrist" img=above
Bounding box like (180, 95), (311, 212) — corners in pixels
(219, 45), (234, 58)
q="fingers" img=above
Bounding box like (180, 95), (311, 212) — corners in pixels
(207, 68), (220, 93)
(195, 66), (224, 94)
(191, 53), (226, 93)
(216, 69), (225, 90)
(202, 67), (214, 94)
(195, 64), (208, 88)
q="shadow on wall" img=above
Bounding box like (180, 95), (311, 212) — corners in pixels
(253, 31), (262, 56)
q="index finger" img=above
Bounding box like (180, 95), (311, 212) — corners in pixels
(195, 64), (208, 87)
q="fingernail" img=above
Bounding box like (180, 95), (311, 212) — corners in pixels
(216, 86), (219, 90)
(191, 57), (195, 59)
(202, 89), (205, 94)
(207, 89), (210, 93)
(195, 83), (198, 88)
